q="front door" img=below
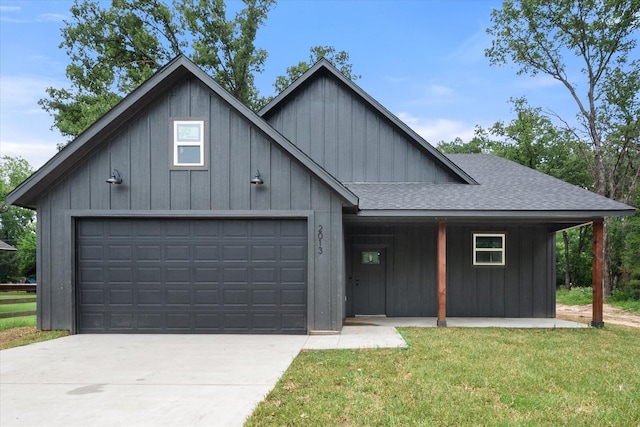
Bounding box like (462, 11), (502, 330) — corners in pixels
(351, 248), (386, 315)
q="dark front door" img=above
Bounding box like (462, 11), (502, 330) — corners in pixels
(351, 248), (386, 315)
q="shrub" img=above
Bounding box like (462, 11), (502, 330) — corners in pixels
(556, 287), (592, 305)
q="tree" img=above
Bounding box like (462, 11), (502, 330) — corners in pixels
(0, 156), (35, 281)
(39, 0), (276, 139)
(485, 0), (640, 294)
(272, 45), (361, 94)
(16, 223), (37, 278)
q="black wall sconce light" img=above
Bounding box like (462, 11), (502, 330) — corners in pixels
(250, 170), (264, 185)
(106, 169), (123, 185)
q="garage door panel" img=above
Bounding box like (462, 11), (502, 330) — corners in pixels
(282, 289), (306, 306)
(281, 245), (306, 261)
(194, 245), (218, 261)
(138, 289), (162, 305)
(253, 289), (277, 305)
(193, 289), (219, 305)
(166, 290), (190, 305)
(138, 245), (162, 261)
(193, 267), (218, 283)
(77, 219), (307, 334)
(223, 289), (249, 306)
(109, 289), (134, 305)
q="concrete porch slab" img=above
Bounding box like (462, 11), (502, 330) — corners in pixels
(344, 316), (588, 329)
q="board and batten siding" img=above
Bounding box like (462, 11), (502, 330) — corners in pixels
(346, 223), (555, 318)
(34, 76), (345, 332)
(446, 224), (556, 318)
(265, 74), (462, 183)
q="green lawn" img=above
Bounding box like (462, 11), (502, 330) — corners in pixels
(247, 327), (640, 426)
(0, 302), (36, 314)
(0, 315), (36, 331)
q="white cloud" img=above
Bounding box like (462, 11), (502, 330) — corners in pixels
(40, 13), (66, 22)
(0, 6), (20, 12)
(397, 112), (476, 145)
(0, 76), (66, 169)
(429, 84), (454, 96)
(1, 140), (59, 170)
(0, 75), (60, 110)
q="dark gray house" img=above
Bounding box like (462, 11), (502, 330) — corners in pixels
(7, 56), (635, 334)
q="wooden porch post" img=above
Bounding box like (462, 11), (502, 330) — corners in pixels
(592, 220), (604, 328)
(437, 222), (447, 327)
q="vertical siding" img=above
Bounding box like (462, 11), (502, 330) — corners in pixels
(347, 223), (555, 318)
(266, 74), (462, 183)
(446, 224), (553, 317)
(35, 76), (347, 333)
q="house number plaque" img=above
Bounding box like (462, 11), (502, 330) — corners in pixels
(318, 225), (324, 254)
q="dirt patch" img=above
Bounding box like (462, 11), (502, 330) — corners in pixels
(0, 326), (39, 349)
(556, 304), (640, 328)
(0, 327), (68, 350)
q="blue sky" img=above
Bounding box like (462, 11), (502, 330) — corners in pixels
(0, 0), (571, 170)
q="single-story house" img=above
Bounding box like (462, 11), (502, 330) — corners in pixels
(7, 55), (635, 334)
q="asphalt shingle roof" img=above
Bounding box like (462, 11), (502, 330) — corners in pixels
(344, 154), (635, 216)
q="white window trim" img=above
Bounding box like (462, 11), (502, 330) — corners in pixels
(173, 120), (205, 167)
(473, 233), (506, 266)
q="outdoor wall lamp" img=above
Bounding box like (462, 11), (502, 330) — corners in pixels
(106, 169), (123, 185)
(250, 170), (264, 185)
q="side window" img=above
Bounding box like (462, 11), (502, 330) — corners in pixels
(473, 233), (505, 266)
(172, 120), (206, 168)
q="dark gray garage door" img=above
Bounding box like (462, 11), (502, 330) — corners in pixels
(77, 218), (307, 334)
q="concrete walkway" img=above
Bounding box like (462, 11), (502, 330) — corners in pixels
(1, 317), (586, 426)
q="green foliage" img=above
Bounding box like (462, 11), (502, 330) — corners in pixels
(0, 156), (35, 281)
(271, 45), (360, 95)
(16, 223), (36, 278)
(556, 287), (592, 305)
(40, 0), (276, 139)
(177, 0), (276, 110)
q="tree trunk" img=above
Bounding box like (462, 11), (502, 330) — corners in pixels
(562, 231), (571, 289)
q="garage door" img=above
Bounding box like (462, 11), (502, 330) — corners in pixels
(76, 218), (307, 334)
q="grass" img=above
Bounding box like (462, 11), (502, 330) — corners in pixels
(0, 302), (36, 313)
(556, 287), (593, 305)
(247, 326), (640, 427)
(556, 287), (640, 313)
(609, 299), (640, 313)
(0, 315), (36, 330)
(0, 292), (36, 300)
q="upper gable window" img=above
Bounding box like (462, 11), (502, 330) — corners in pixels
(473, 233), (505, 266)
(173, 120), (206, 168)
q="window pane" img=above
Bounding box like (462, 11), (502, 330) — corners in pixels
(475, 251), (503, 264)
(476, 236), (503, 249)
(361, 251), (380, 264)
(177, 146), (201, 164)
(176, 123), (201, 142)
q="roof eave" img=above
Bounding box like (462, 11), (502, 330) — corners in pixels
(349, 209), (637, 220)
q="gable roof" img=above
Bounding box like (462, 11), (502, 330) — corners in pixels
(7, 55), (358, 209)
(345, 154), (635, 220)
(259, 59), (478, 185)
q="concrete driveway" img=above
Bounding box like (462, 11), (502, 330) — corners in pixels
(0, 334), (308, 427)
